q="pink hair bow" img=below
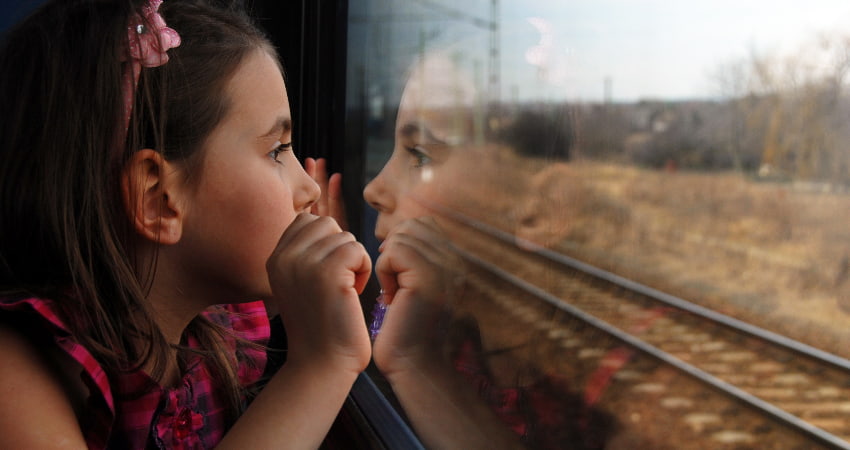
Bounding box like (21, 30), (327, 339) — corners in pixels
(120, 0), (181, 135)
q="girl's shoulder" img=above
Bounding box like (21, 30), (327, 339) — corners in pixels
(0, 296), (69, 332)
(0, 297), (108, 391)
(0, 298), (273, 449)
(0, 297), (95, 448)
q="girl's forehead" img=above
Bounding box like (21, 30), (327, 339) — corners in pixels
(395, 106), (473, 147)
(222, 51), (290, 133)
(401, 53), (475, 108)
(396, 53), (476, 130)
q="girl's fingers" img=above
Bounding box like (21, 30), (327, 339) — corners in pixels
(312, 230), (372, 282)
(375, 261), (399, 306)
(327, 173), (349, 230)
(269, 213), (330, 259)
(304, 156), (317, 178)
(375, 238), (445, 304)
(306, 158), (348, 231)
(383, 218), (452, 262)
(349, 241), (373, 293)
(314, 157), (328, 184)
(268, 213), (369, 293)
(380, 231), (444, 268)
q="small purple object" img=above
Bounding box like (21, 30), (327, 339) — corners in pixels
(369, 291), (388, 340)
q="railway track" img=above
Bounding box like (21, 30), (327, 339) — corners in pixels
(435, 210), (850, 449)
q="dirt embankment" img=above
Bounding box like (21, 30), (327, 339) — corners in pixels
(550, 162), (850, 358)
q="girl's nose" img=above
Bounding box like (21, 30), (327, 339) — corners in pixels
(296, 169), (321, 212)
(363, 171), (394, 213)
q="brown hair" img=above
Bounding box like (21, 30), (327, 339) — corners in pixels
(0, 0), (279, 421)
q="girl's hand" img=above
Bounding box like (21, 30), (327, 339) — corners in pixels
(305, 157), (348, 231)
(371, 217), (463, 376)
(266, 212), (371, 373)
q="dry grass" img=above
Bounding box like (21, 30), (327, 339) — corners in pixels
(547, 161), (850, 358)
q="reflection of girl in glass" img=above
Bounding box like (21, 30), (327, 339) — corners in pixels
(361, 52), (617, 449)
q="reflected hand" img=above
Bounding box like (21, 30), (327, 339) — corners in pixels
(305, 157), (349, 231)
(369, 218), (524, 449)
(372, 217), (463, 376)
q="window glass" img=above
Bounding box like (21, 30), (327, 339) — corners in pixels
(349, 1), (850, 447)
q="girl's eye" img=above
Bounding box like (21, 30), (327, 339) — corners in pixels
(268, 140), (292, 164)
(405, 145), (433, 168)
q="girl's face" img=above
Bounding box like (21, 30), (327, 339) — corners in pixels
(363, 92), (489, 241)
(363, 105), (447, 241)
(365, 54), (560, 245)
(365, 54), (507, 242)
(175, 49), (320, 301)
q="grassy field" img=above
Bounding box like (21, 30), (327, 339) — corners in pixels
(543, 161), (850, 358)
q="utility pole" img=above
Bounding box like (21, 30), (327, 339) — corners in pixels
(488, 0), (500, 107)
(411, 0), (500, 105)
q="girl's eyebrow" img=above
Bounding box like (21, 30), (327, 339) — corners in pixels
(259, 116), (293, 140)
(400, 122), (447, 146)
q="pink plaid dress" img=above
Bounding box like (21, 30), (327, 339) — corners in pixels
(0, 297), (270, 449)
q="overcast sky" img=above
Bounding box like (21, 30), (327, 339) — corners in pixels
(498, 0), (850, 102)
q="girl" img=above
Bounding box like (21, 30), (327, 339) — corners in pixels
(0, 0), (371, 448)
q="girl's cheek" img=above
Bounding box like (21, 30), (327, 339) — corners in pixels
(396, 200), (430, 222)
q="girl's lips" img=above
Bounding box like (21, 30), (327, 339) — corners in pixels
(373, 214), (396, 243)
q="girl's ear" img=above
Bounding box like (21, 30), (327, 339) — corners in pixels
(121, 149), (185, 245)
(514, 163), (578, 250)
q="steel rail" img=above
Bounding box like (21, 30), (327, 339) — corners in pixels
(456, 246), (850, 449)
(439, 205), (850, 373)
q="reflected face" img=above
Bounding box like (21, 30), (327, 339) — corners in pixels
(363, 58), (541, 243)
(176, 49), (320, 300)
(363, 53), (570, 245)
(364, 54), (492, 241)
(363, 93), (476, 241)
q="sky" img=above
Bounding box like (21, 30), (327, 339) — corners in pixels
(497, 0), (850, 102)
